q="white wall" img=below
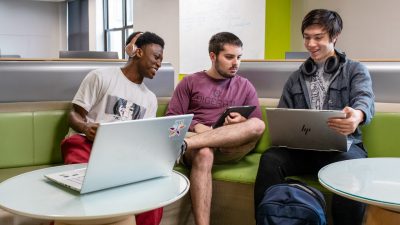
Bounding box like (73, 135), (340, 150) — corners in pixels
(4, 0), (398, 61)
(291, 0), (400, 59)
(88, 0), (104, 51)
(133, 0), (180, 79)
(0, 0), (67, 58)
(179, 0), (265, 74)
(131, 0), (265, 79)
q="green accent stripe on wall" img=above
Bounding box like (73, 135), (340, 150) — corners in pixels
(265, 0), (291, 59)
(178, 73), (186, 81)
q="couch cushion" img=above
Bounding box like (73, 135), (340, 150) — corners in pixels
(361, 112), (400, 157)
(253, 107), (271, 153)
(157, 103), (168, 117)
(33, 110), (69, 165)
(156, 97), (170, 117)
(174, 153), (261, 184)
(0, 112), (34, 168)
(212, 153), (261, 184)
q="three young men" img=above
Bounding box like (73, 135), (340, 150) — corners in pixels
(62, 8), (374, 225)
(254, 9), (374, 225)
(61, 31), (165, 225)
(166, 32), (265, 225)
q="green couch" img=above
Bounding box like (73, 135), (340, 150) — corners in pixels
(1, 99), (400, 225)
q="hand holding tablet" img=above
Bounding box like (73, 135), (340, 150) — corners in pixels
(213, 105), (256, 128)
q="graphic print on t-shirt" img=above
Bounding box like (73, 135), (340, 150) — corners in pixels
(105, 95), (146, 121)
(310, 67), (330, 110)
(192, 87), (235, 108)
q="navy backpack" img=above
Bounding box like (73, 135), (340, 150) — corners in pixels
(256, 179), (327, 225)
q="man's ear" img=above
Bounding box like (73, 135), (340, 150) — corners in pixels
(209, 52), (216, 62)
(135, 48), (144, 58)
(331, 34), (339, 45)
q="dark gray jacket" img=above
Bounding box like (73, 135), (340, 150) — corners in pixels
(278, 55), (375, 144)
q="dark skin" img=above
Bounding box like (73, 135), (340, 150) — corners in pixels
(68, 41), (164, 141)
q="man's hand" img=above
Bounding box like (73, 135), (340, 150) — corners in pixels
(223, 112), (247, 126)
(327, 106), (364, 135)
(82, 122), (99, 141)
(69, 104), (100, 141)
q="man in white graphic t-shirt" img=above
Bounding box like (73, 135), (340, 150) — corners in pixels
(60, 31), (165, 225)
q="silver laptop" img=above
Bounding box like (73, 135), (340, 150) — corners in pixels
(45, 114), (193, 194)
(266, 108), (349, 152)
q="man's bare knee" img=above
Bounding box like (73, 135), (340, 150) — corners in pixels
(191, 148), (214, 170)
(245, 118), (265, 137)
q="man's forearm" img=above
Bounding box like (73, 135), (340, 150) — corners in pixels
(68, 110), (88, 133)
(193, 123), (212, 133)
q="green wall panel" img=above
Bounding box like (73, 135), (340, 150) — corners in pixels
(265, 0), (291, 59)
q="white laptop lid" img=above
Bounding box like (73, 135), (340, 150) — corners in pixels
(266, 108), (347, 152)
(47, 114), (193, 194)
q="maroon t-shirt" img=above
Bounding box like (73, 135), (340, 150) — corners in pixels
(166, 71), (262, 131)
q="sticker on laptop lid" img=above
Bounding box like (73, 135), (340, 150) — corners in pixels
(169, 120), (186, 137)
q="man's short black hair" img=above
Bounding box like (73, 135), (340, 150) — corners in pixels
(125, 31), (165, 49)
(208, 32), (243, 55)
(301, 9), (343, 41)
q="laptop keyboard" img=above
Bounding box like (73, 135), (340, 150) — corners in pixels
(68, 175), (85, 184)
(60, 168), (86, 185)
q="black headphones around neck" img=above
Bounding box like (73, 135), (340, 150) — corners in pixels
(301, 50), (346, 76)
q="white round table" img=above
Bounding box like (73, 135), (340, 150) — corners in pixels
(0, 164), (190, 225)
(318, 158), (400, 225)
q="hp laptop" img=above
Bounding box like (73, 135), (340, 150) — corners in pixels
(266, 108), (349, 152)
(45, 114), (193, 194)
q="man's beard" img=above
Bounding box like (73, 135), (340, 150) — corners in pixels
(215, 59), (237, 78)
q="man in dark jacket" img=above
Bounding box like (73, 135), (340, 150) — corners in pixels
(254, 9), (374, 225)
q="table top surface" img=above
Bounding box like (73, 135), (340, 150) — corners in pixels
(0, 164), (189, 221)
(318, 157), (400, 211)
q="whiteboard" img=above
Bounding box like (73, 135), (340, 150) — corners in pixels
(179, 0), (265, 74)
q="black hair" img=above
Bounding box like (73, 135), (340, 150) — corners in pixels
(301, 9), (343, 42)
(125, 31), (165, 49)
(208, 32), (243, 55)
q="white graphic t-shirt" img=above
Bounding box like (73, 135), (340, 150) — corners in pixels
(72, 67), (157, 124)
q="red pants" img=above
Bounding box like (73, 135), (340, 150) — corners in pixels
(61, 134), (163, 225)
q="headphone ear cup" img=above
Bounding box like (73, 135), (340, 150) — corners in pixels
(125, 43), (137, 57)
(301, 58), (317, 76)
(125, 32), (142, 57)
(324, 55), (339, 74)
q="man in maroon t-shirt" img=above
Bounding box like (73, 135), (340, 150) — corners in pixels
(166, 32), (265, 225)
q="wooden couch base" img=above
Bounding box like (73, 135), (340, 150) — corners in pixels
(161, 180), (255, 225)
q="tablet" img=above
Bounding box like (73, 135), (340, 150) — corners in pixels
(213, 105), (256, 128)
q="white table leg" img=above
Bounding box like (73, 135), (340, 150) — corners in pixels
(55, 215), (136, 225)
